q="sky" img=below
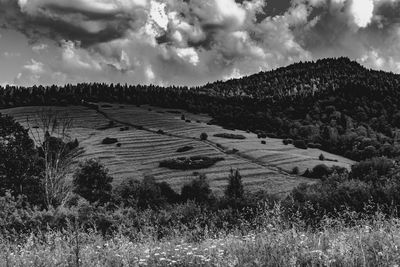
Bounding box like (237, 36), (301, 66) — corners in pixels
(0, 0), (399, 87)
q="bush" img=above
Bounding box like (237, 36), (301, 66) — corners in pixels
(308, 143), (322, 149)
(261, 140), (266, 145)
(311, 164), (331, 179)
(225, 169), (244, 200)
(292, 166), (299, 175)
(102, 137), (118, 145)
(283, 139), (293, 145)
(176, 146), (194, 153)
(351, 157), (394, 182)
(294, 140), (308, 149)
(181, 114), (185, 120)
(159, 156), (224, 170)
(213, 133), (246, 140)
(200, 132), (208, 140)
(226, 148), (239, 154)
(319, 154), (325, 161)
(73, 159), (113, 204)
(257, 132), (267, 139)
(120, 126), (129, 131)
(181, 175), (212, 204)
(157, 129), (165, 134)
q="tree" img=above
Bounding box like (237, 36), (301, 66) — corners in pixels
(0, 113), (44, 205)
(225, 169), (244, 199)
(200, 132), (208, 140)
(73, 159), (113, 204)
(114, 176), (179, 208)
(181, 174), (212, 204)
(28, 108), (79, 207)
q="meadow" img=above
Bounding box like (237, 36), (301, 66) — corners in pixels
(1, 205), (399, 267)
(1, 103), (353, 195)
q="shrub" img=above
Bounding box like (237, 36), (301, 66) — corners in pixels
(308, 143), (322, 149)
(157, 129), (165, 134)
(225, 169), (244, 200)
(261, 140), (266, 145)
(213, 133), (246, 140)
(292, 166), (299, 175)
(200, 132), (208, 140)
(294, 140), (308, 149)
(159, 156), (224, 170)
(319, 154), (325, 161)
(102, 137), (118, 145)
(283, 139), (293, 145)
(351, 157), (394, 182)
(181, 175), (212, 204)
(116, 143), (122, 147)
(185, 120), (191, 123)
(257, 132), (267, 139)
(226, 148), (239, 154)
(181, 114), (186, 120)
(311, 164), (331, 179)
(120, 126), (129, 131)
(73, 159), (113, 204)
(176, 146), (194, 153)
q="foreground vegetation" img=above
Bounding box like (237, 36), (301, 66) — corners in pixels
(2, 206), (400, 266)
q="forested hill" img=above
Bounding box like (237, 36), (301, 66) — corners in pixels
(203, 57), (400, 99)
(2, 57), (400, 161)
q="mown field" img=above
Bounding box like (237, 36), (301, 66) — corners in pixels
(1, 103), (354, 195)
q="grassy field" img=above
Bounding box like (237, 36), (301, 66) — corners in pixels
(1, 103), (354, 195)
(1, 207), (398, 267)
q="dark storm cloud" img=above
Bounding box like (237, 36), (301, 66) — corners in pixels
(0, 0), (148, 46)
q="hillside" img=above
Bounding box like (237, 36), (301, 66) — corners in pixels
(1, 103), (354, 195)
(2, 58), (400, 164)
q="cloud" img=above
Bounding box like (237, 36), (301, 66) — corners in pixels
(2, 0), (400, 87)
(3, 51), (21, 58)
(32, 43), (48, 52)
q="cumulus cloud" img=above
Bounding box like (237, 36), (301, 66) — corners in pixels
(1, 0), (400, 86)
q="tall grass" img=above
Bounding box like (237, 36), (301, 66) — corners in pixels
(2, 204), (400, 266)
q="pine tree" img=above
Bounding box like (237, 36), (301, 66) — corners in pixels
(225, 169), (244, 199)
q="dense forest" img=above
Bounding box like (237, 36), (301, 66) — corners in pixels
(2, 57), (400, 161)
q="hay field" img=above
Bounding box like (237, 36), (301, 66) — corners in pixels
(1, 104), (354, 195)
(99, 103), (354, 173)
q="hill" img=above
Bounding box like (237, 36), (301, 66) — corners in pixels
(1, 57), (400, 163)
(2, 103), (354, 195)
